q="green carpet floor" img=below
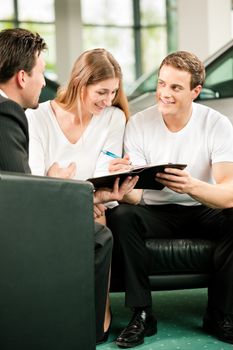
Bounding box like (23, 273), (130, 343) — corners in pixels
(97, 289), (233, 350)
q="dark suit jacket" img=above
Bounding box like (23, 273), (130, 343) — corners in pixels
(0, 94), (31, 173)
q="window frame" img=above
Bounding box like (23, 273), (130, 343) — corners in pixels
(81, 0), (177, 82)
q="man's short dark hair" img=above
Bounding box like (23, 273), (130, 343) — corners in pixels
(158, 51), (205, 89)
(0, 28), (47, 83)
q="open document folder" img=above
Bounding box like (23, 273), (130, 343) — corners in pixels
(87, 163), (187, 190)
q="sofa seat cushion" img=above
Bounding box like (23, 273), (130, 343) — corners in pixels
(146, 238), (215, 274)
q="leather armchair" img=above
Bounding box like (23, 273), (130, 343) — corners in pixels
(0, 172), (96, 350)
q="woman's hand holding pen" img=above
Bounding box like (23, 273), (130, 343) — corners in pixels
(108, 154), (132, 173)
(101, 149), (132, 173)
(100, 149), (142, 204)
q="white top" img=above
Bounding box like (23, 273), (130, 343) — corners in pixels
(124, 103), (233, 206)
(26, 101), (126, 180)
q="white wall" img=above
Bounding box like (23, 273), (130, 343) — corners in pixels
(55, 0), (83, 85)
(177, 0), (232, 60)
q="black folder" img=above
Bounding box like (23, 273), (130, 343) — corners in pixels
(87, 163), (187, 190)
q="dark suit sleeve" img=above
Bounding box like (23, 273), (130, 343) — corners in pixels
(0, 99), (31, 174)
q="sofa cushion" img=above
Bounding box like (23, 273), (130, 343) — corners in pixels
(146, 238), (216, 274)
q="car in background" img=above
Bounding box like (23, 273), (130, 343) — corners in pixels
(39, 76), (59, 103)
(128, 39), (233, 124)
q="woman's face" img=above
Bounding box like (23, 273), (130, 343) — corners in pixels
(82, 78), (119, 115)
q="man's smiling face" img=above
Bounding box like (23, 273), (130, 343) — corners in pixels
(156, 64), (199, 119)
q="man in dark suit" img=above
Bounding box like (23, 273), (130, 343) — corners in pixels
(0, 94), (31, 172)
(0, 28), (46, 172)
(0, 28), (138, 344)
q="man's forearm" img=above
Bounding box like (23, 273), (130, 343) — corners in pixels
(189, 179), (233, 209)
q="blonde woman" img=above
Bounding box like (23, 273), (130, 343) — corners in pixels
(26, 48), (131, 343)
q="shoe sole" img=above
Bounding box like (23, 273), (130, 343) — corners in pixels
(116, 339), (144, 348)
(116, 324), (157, 348)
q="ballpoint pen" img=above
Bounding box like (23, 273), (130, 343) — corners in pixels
(101, 150), (121, 159)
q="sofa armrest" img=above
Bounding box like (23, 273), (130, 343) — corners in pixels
(0, 172), (96, 350)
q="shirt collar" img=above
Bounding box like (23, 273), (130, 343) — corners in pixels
(0, 89), (8, 98)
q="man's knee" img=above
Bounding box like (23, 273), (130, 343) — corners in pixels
(107, 204), (144, 245)
(107, 204), (138, 227)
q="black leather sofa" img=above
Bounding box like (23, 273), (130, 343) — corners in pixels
(110, 230), (215, 292)
(0, 172), (96, 350)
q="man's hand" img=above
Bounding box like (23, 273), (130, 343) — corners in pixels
(156, 163), (233, 209)
(47, 162), (76, 179)
(94, 176), (139, 204)
(156, 167), (193, 193)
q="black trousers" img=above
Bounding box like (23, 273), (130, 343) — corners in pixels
(106, 204), (233, 315)
(94, 223), (113, 342)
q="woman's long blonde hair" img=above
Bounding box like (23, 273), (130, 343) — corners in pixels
(56, 48), (129, 120)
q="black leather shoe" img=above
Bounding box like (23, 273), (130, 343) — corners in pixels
(116, 309), (157, 348)
(203, 309), (233, 344)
